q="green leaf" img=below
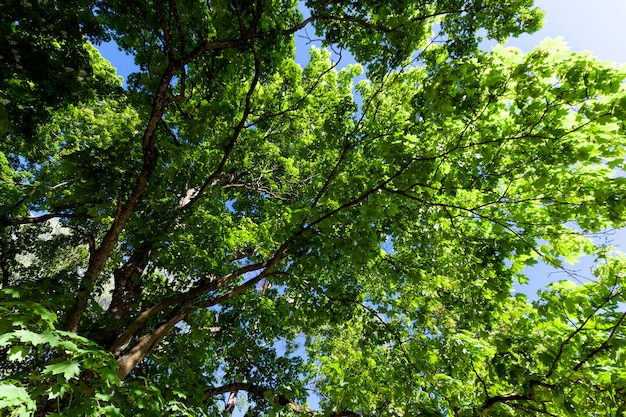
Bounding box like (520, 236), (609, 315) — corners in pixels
(47, 384), (67, 400)
(44, 361), (82, 380)
(7, 345), (29, 362)
(100, 404), (123, 416)
(0, 384), (36, 416)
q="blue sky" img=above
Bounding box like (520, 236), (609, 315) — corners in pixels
(508, 0), (626, 64)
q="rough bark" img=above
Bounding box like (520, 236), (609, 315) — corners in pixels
(108, 249), (151, 321)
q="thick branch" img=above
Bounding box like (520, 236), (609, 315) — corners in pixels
(63, 29), (274, 334)
(113, 240), (288, 378)
(116, 303), (193, 379)
(107, 249), (152, 321)
(109, 259), (272, 355)
(114, 259), (283, 378)
(63, 60), (176, 333)
(482, 394), (529, 411)
(196, 259), (283, 310)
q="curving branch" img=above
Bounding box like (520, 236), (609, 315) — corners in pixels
(178, 42), (262, 212)
(545, 288), (623, 379)
(281, 0), (336, 35)
(2, 209), (81, 226)
(115, 256), (289, 378)
(572, 308), (626, 372)
(116, 302), (194, 379)
(63, 26), (274, 334)
(63, 55), (178, 332)
(109, 258), (274, 356)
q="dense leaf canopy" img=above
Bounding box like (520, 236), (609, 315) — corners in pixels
(1, 1), (626, 416)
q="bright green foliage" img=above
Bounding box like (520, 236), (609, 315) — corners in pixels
(308, 255), (626, 415)
(1, 1), (626, 416)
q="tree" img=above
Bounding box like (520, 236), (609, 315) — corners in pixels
(1, 0), (626, 415)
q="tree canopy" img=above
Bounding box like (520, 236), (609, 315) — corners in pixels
(2, 1), (626, 416)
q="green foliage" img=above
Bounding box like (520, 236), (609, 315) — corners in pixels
(0, 289), (120, 416)
(0, 0), (116, 137)
(1, 1), (626, 416)
(307, 255), (626, 415)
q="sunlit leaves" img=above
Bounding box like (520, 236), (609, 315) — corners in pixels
(2, 1), (626, 416)
(0, 384), (35, 417)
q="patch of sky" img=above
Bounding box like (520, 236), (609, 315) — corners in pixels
(514, 225), (626, 300)
(96, 41), (136, 88)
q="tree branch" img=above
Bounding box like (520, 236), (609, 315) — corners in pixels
(572, 309), (626, 372)
(62, 55), (173, 331)
(178, 42), (261, 212)
(546, 289), (621, 379)
(281, 0), (336, 35)
(112, 235), (291, 378)
(109, 258), (273, 356)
